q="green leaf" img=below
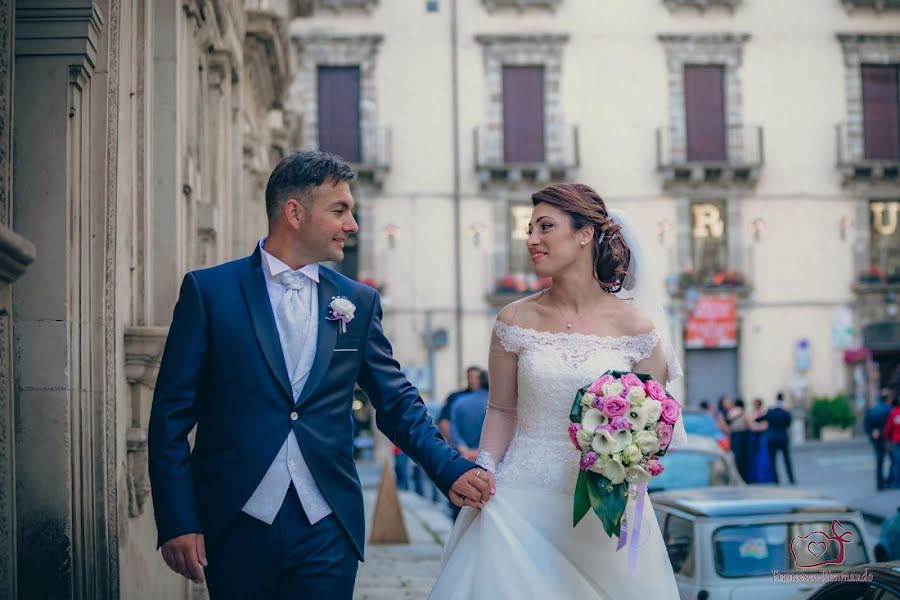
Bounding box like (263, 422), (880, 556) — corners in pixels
(573, 471), (591, 527)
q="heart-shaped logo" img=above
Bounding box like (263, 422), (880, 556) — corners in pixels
(808, 541), (827, 559)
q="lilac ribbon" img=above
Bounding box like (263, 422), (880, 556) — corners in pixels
(327, 313), (350, 333)
(616, 522), (628, 550)
(628, 483), (648, 576)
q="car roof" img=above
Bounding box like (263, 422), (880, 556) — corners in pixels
(652, 487), (854, 518)
(668, 435), (721, 453)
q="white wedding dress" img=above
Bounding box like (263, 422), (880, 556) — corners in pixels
(429, 320), (683, 600)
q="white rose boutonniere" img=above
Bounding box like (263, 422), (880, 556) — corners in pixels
(327, 296), (356, 333)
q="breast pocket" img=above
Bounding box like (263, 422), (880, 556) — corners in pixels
(334, 337), (361, 353)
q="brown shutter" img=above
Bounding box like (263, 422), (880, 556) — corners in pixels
(862, 64), (900, 161)
(317, 66), (361, 163)
(502, 66), (545, 163)
(684, 65), (727, 162)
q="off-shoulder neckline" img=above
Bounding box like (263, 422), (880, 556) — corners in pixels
(494, 320), (658, 343)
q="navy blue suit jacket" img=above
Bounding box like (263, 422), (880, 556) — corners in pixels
(148, 247), (475, 559)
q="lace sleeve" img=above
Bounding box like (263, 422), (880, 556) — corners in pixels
(475, 321), (519, 472)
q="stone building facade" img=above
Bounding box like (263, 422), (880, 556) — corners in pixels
(287, 1), (900, 421)
(1, 0), (294, 597)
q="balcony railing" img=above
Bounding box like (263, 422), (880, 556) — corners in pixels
(656, 124), (763, 186)
(474, 123), (580, 187)
(842, 0), (900, 10)
(836, 122), (900, 183)
(318, 125), (391, 186)
(663, 0), (741, 11)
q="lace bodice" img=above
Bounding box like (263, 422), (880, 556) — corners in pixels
(477, 321), (662, 495)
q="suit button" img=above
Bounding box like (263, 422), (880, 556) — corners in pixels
(290, 412), (298, 421)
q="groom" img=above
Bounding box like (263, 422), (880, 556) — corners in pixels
(148, 150), (494, 599)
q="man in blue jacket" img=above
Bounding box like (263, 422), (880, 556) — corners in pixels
(148, 151), (494, 599)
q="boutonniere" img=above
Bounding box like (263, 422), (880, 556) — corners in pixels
(327, 296), (356, 333)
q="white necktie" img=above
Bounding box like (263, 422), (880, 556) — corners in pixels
(277, 270), (312, 389)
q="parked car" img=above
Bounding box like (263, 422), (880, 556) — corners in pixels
(806, 561), (900, 600)
(682, 409), (730, 451)
(652, 487), (874, 600)
(649, 435), (743, 493)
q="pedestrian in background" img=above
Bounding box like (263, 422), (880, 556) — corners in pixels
(746, 398), (775, 483)
(392, 445), (409, 491)
(724, 397), (750, 482)
(865, 389), (893, 490)
(884, 394), (900, 489)
(438, 366), (485, 442)
(756, 393), (795, 484)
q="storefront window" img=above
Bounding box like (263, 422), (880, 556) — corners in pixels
(691, 200), (728, 280)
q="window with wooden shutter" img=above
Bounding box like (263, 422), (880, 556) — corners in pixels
(684, 65), (727, 162)
(862, 64), (900, 161)
(317, 66), (361, 163)
(502, 66), (545, 163)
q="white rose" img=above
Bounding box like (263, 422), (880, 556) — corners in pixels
(582, 408), (608, 432)
(580, 392), (596, 409)
(587, 456), (607, 475)
(633, 430), (660, 455)
(591, 429), (617, 455)
(601, 382), (625, 398)
(626, 386), (647, 406)
(601, 457), (627, 485)
(611, 429), (633, 454)
(645, 400), (662, 424)
(623, 443), (642, 465)
(576, 427), (595, 451)
(330, 297), (356, 319)
(625, 404), (649, 431)
(626, 464), (652, 485)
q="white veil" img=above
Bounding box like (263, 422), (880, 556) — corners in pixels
(607, 208), (688, 447)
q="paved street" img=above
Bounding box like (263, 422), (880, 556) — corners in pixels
(352, 440), (900, 598)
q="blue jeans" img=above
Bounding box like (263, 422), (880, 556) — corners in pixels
(890, 444), (900, 489)
(394, 453), (409, 491)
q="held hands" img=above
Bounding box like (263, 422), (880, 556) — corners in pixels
(161, 532), (207, 584)
(449, 467), (496, 509)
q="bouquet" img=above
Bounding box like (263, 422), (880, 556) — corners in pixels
(567, 370), (681, 569)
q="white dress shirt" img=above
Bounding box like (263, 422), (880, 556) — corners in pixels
(241, 239), (333, 525)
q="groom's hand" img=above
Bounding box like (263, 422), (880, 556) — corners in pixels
(161, 532), (207, 584)
(449, 468), (496, 509)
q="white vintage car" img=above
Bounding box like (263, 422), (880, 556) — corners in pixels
(652, 487), (874, 600)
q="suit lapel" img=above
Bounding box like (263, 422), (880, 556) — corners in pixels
(240, 247), (293, 403)
(296, 269), (339, 407)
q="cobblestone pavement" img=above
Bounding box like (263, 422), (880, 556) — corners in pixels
(354, 489), (453, 599)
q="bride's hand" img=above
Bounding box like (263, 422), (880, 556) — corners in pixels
(449, 468), (496, 509)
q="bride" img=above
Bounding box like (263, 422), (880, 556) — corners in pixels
(430, 183), (686, 599)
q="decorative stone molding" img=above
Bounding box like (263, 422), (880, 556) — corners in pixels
(14, 2), (103, 68)
(245, 7), (290, 110)
(318, 0), (379, 11)
(837, 34), (900, 184)
(482, 0), (562, 11)
(0, 225), (36, 285)
(288, 33), (387, 184)
(124, 326), (167, 518)
(657, 33), (755, 189)
(474, 33), (574, 187)
(663, 0), (740, 12)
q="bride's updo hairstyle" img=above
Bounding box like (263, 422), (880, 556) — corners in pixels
(531, 183), (631, 293)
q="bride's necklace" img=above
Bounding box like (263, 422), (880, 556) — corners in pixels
(547, 292), (585, 329)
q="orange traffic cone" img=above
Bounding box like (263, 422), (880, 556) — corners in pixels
(368, 459), (409, 545)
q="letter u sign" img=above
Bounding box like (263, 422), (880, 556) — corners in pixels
(871, 201), (900, 237)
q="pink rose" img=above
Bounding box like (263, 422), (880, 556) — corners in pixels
(580, 451), (598, 470)
(648, 459), (664, 476)
(567, 423), (582, 451)
(620, 373), (643, 390)
(656, 422), (674, 450)
(645, 379), (667, 402)
(660, 397), (681, 425)
(588, 374), (615, 395)
(608, 416), (632, 431)
(603, 397), (628, 418)
(592, 396), (605, 411)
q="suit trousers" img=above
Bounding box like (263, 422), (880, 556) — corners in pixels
(204, 485), (358, 600)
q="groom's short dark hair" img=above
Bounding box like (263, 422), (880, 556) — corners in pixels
(265, 150), (355, 220)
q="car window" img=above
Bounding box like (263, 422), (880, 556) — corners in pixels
(650, 451), (730, 492)
(682, 413), (722, 437)
(664, 515), (695, 578)
(714, 521), (868, 578)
